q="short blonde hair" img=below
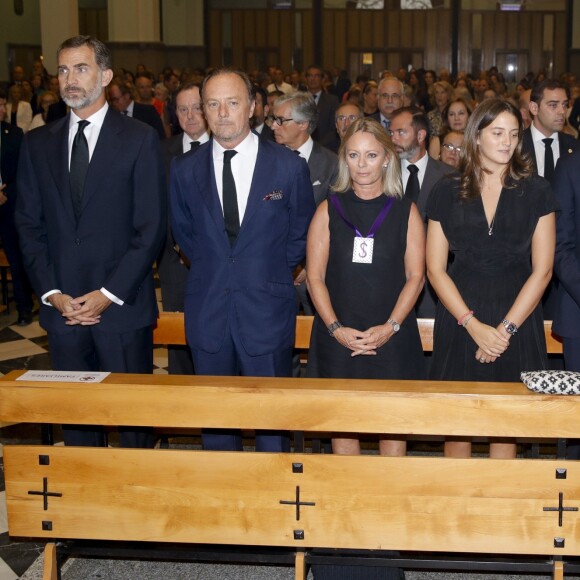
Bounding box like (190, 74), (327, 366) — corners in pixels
(333, 117), (403, 199)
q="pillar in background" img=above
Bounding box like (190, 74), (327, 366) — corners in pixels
(162, 0), (203, 47)
(107, 0), (161, 42)
(40, 0), (79, 75)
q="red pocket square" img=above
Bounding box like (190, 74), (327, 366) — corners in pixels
(263, 190), (284, 201)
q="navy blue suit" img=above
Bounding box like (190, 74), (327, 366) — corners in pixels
(170, 135), (315, 451)
(554, 149), (580, 370)
(16, 107), (166, 447)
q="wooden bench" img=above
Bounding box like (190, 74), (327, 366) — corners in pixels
(155, 311), (564, 354)
(2, 371), (580, 580)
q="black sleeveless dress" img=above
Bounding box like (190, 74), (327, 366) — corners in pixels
(307, 189), (425, 381)
(427, 174), (558, 382)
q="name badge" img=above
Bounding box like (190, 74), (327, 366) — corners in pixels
(352, 237), (374, 264)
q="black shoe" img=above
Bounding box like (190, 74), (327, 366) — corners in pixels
(17, 311), (32, 326)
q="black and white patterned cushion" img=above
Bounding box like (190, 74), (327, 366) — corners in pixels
(521, 370), (580, 395)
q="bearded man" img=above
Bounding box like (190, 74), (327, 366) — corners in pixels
(15, 35), (165, 448)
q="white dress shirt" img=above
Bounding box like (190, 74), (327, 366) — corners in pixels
(182, 130), (209, 153)
(295, 136), (314, 162)
(401, 151), (429, 191)
(530, 123), (560, 178)
(212, 130), (258, 223)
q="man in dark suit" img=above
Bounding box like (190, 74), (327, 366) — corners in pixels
(305, 64), (340, 152)
(15, 35), (165, 448)
(522, 79), (578, 180)
(554, 149), (580, 372)
(553, 149), (580, 458)
(371, 77), (404, 132)
(390, 106), (451, 318)
(108, 78), (166, 139)
(272, 91), (338, 206)
(0, 89), (34, 324)
(170, 69), (315, 452)
(159, 82), (209, 375)
(272, 91), (338, 317)
(522, 79), (579, 321)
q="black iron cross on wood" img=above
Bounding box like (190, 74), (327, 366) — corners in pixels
(279, 485), (315, 521)
(543, 492), (578, 527)
(28, 477), (62, 511)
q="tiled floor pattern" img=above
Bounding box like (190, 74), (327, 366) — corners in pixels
(0, 306), (170, 579)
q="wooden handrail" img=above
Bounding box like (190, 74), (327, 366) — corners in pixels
(154, 312), (563, 354)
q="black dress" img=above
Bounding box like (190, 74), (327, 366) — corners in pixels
(427, 174), (558, 382)
(307, 189), (425, 381)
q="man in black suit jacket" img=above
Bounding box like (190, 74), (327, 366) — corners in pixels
(553, 149), (580, 458)
(522, 80), (579, 181)
(15, 36), (165, 448)
(305, 64), (340, 152)
(554, 149), (580, 373)
(390, 106), (451, 318)
(0, 90), (34, 324)
(108, 78), (166, 139)
(159, 82), (209, 375)
(522, 79), (580, 321)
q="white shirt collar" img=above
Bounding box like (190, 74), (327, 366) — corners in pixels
(530, 122), (558, 144)
(212, 129), (257, 159)
(182, 130), (209, 153)
(295, 136), (314, 162)
(69, 101), (108, 130)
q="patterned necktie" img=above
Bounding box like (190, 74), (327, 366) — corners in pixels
(405, 164), (420, 203)
(222, 150), (240, 245)
(542, 137), (554, 184)
(70, 119), (90, 219)
(382, 119), (390, 131)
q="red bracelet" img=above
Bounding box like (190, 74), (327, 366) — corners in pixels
(457, 310), (474, 326)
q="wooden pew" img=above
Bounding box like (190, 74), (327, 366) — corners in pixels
(155, 311), (564, 354)
(1, 371), (579, 580)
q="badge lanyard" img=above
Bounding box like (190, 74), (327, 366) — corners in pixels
(329, 195), (394, 264)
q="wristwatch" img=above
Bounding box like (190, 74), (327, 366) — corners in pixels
(502, 319), (518, 335)
(387, 318), (401, 333)
(327, 320), (343, 337)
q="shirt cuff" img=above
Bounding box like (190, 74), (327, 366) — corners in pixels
(41, 290), (62, 306)
(100, 287), (124, 306)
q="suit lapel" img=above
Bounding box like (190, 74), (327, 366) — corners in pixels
(196, 140), (230, 245)
(47, 116), (77, 225)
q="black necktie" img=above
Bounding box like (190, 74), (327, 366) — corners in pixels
(190, 141), (200, 151)
(222, 150), (239, 245)
(70, 119), (90, 219)
(405, 164), (420, 203)
(542, 137), (554, 184)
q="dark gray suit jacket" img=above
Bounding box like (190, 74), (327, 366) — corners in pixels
(416, 155), (453, 220)
(312, 92), (340, 153)
(308, 141), (339, 206)
(413, 154), (454, 318)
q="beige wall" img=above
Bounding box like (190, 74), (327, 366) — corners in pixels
(40, 0), (79, 75)
(162, 0), (204, 47)
(0, 0), (41, 81)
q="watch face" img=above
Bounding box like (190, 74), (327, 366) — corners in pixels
(391, 321), (400, 332)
